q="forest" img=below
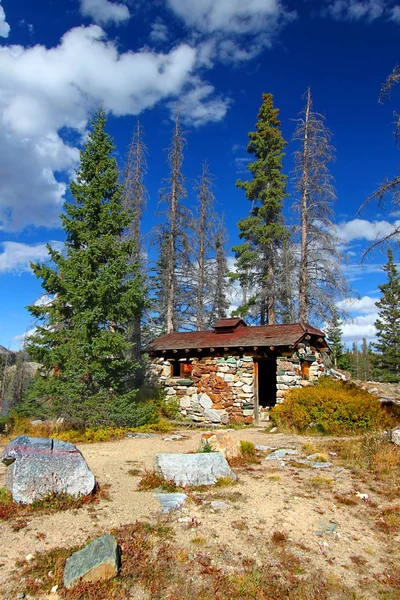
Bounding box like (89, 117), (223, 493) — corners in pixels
(1, 68), (400, 425)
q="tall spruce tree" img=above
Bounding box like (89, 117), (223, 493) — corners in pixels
(26, 109), (147, 425)
(233, 93), (288, 324)
(374, 248), (400, 382)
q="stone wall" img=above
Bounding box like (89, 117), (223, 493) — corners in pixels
(149, 345), (325, 424)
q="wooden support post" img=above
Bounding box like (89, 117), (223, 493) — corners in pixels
(254, 360), (259, 425)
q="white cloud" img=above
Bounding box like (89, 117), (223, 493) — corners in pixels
(341, 313), (377, 342)
(0, 0), (10, 38)
(79, 0), (130, 26)
(168, 78), (230, 126)
(0, 241), (64, 274)
(167, 0), (296, 64)
(321, 0), (399, 22)
(0, 25), (229, 231)
(335, 218), (400, 243)
(149, 19), (170, 43)
(337, 295), (378, 314)
(167, 0), (293, 35)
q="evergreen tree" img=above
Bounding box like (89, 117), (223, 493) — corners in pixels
(26, 110), (147, 426)
(374, 248), (400, 382)
(325, 311), (344, 368)
(233, 93), (288, 325)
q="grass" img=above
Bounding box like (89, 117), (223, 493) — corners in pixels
(12, 516), (400, 600)
(323, 434), (400, 499)
(4, 415), (174, 444)
(137, 470), (179, 492)
(306, 476), (334, 491)
(0, 484), (110, 521)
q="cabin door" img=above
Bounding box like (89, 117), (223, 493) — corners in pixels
(254, 359), (277, 423)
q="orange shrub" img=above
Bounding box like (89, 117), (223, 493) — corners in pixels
(270, 378), (396, 435)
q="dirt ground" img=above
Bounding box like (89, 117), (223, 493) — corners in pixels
(0, 428), (399, 599)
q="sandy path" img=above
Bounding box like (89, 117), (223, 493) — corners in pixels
(0, 429), (396, 598)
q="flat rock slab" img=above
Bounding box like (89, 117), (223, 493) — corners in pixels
(63, 534), (120, 589)
(265, 449), (297, 460)
(154, 452), (236, 487)
(1, 435), (95, 504)
(155, 492), (187, 513)
(295, 459), (333, 469)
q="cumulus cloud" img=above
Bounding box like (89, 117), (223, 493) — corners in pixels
(79, 0), (130, 26)
(0, 241), (64, 274)
(0, 0), (10, 38)
(0, 25), (229, 230)
(321, 0), (396, 22)
(337, 295), (378, 314)
(168, 78), (230, 126)
(167, 0), (296, 64)
(335, 218), (400, 243)
(341, 313), (378, 342)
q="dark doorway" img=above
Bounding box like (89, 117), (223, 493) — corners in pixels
(257, 359), (277, 408)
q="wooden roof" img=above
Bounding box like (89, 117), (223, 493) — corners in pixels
(145, 321), (327, 353)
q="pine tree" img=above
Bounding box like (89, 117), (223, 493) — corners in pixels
(374, 248), (400, 382)
(233, 93), (288, 324)
(26, 109), (147, 426)
(325, 311), (344, 368)
(293, 89), (350, 323)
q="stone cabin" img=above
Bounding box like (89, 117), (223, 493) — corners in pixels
(146, 318), (329, 425)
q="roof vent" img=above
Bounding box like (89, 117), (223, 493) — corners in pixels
(212, 318), (247, 334)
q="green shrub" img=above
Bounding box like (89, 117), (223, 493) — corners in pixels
(240, 440), (256, 459)
(270, 377), (396, 435)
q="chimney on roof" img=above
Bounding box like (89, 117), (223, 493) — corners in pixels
(212, 318), (247, 333)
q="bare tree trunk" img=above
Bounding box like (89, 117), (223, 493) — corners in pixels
(298, 89), (311, 323)
(266, 249), (275, 324)
(195, 165), (208, 331)
(123, 120), (147, 359)
(159, 112), (187, 334)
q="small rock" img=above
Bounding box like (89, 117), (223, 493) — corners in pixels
(210, 500), (230, 511)
(163, 435), (185, 441)
(63, 534), (120, 589)
(25, 554), (34, 562)
(266, 449), (297, 460)
(255, 445), (276, 452)
(200, 431), (240, 459)
(367, 387), (379, 394)
(126, 432), (158, 439)
(17, 594), (25, 599)
(155, 493), (187, 513)
(269, 427), (278, 433)
(389, 425), (400, 447)
(355, 492), (369, 500)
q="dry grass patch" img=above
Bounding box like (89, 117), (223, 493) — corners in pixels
(0, 484), (110, 522)
(306, 476), (334, 491)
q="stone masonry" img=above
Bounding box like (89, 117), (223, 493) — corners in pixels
(150, 344), (325, 425)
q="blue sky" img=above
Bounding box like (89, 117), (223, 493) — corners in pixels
(1, 0), (400, 349)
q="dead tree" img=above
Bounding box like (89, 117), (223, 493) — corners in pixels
(293, 89), (350, 323)
(359, 66), (400, 255)
(157, 112), (189, 333)
(123, 120), (148, 361)
(212, 220), (231, 322)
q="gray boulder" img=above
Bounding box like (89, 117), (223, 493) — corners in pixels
(154, 452), (236, 487)
(390, 426), (400, 447)
(63, 534), (120, 589)
(1, 435), (96, 504)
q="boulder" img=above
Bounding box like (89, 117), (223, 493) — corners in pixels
(154, 452), (236, 487)
(200, 431), (240, 459)
(63, 534), (120, 589)
(1, 435), (95, 504)
(390, 426), (400, 447)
